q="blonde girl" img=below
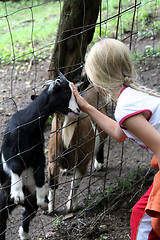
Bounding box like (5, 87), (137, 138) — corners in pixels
(71, 38), (160, 240)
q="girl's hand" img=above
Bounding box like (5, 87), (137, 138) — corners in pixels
(71, 83), (90, 113)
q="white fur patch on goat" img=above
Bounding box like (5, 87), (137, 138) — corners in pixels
(62, 116), (77, 149)
(2, 153), (36, 203)
(48, 189), (55, 214)
(36, 185), (48, 210)
(68, 82), (80, 118)
(89, 119), (101, 155)
(10, 172), (25, 204)
(19, 226), (30, 240)
(94, 158), (104, 171)
(66, 170), (82, 211)
(1, 152), (11, 176)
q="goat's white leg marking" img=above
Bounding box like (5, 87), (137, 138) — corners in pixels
(48, 189), (55, 214)
(19, 226), (30, 240)
(89, 120), (104, 170)
(36, 185), (48, 210)
(10, 172), (25, 204)
(94, 158), (104, 171)
(66, 170), (82, 211)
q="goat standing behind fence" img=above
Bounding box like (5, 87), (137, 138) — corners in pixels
(48, 84), (108, 213)
(0, 72), (80, 240)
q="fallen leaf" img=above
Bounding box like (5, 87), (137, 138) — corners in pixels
(63, 213), (74, 221)
(45, 231), (56, 238)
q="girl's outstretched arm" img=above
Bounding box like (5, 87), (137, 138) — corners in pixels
(123, 113), (160, 168)
(71, 83), (127, 142)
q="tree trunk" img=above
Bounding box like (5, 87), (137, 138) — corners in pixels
(48, 0), (100, 81)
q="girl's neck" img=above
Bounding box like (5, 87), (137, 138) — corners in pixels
(111, 85), (124, 101)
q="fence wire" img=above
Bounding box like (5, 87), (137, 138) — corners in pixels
(0, 0), (160, 239)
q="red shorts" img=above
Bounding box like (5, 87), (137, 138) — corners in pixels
(130, 184), (160, 240)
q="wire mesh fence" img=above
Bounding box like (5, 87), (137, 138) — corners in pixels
(0, 0), (160, 239)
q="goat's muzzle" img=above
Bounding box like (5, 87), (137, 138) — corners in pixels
(68, 107), (81, 119)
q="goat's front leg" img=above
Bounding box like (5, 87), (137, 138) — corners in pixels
(66, 169), (82, 212)
(34, 160), (48, 210)
(10, 172), (25, 204)
(94, 144), (104, 171)
(19, 195), (38, 240)
(48, 162), (60, 214)
(48, 189), (55, 214)
(0, 189), (16, 240)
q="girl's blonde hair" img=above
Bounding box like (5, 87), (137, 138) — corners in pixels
(85, 38), (159, 100)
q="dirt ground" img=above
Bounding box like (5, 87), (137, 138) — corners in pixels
(0, 35), (160, 239)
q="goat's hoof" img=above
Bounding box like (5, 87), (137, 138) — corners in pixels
(62, 169), (72, 176)
(40, 202), (48, 211)
(45, 210), (55, 216)
(37, 198), (48, 211)
(19, 226), (30, 240)
(66, 201), (80, 213)
(47, 205), (55, 215)
(11, 191), (25, 205)
(66, 201), (71, 212)
(38, 202), (48, 210)
(94, 160), (104, 171)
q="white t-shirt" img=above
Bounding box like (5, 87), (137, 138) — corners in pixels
(114, 87), (160, 152)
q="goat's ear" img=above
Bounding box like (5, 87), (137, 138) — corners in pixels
(31, 94), (38, 101)
(48, 79), (61, 93)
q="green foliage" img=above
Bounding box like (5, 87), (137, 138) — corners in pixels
(45, 114), (54, 127)
(0, 0), (159, 64)
(84, 167), (151, 210)
(0, 0), (60, 64)
(100, 235), (108, 240)
(116, 166), (144, 189)
(133, 45), (160, 64)
(93, 0), (160, 42)
(53, 215), (64, 228)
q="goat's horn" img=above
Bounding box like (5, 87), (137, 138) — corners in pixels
(42, 80), (53, 88)
(57, 70), (63, 77)
(58, 70), (67, 81)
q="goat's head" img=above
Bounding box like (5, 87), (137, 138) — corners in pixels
(46, 72), (80, 118)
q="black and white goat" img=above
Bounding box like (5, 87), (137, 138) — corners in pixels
(48, 84), (108, 213)
(0, 72), (80, 240)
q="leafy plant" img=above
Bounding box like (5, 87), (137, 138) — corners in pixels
(53, 215), (64, 229)
(45, 114), (54, 127)
(132, 45), (160, 64)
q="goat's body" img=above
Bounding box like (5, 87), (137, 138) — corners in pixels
(1, 89), (51, 207)
(48, 85), (108, 213)
(0, 76), (80, 239)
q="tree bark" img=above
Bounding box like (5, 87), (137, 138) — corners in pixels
(48, 0), (100, 81)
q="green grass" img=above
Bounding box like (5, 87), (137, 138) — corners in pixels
(0, 0), (60, 64)
(0, 0), (159, 65)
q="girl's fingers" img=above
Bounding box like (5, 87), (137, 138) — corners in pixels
(71, 82), (89, 113)
(71, 83), (79, 98)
